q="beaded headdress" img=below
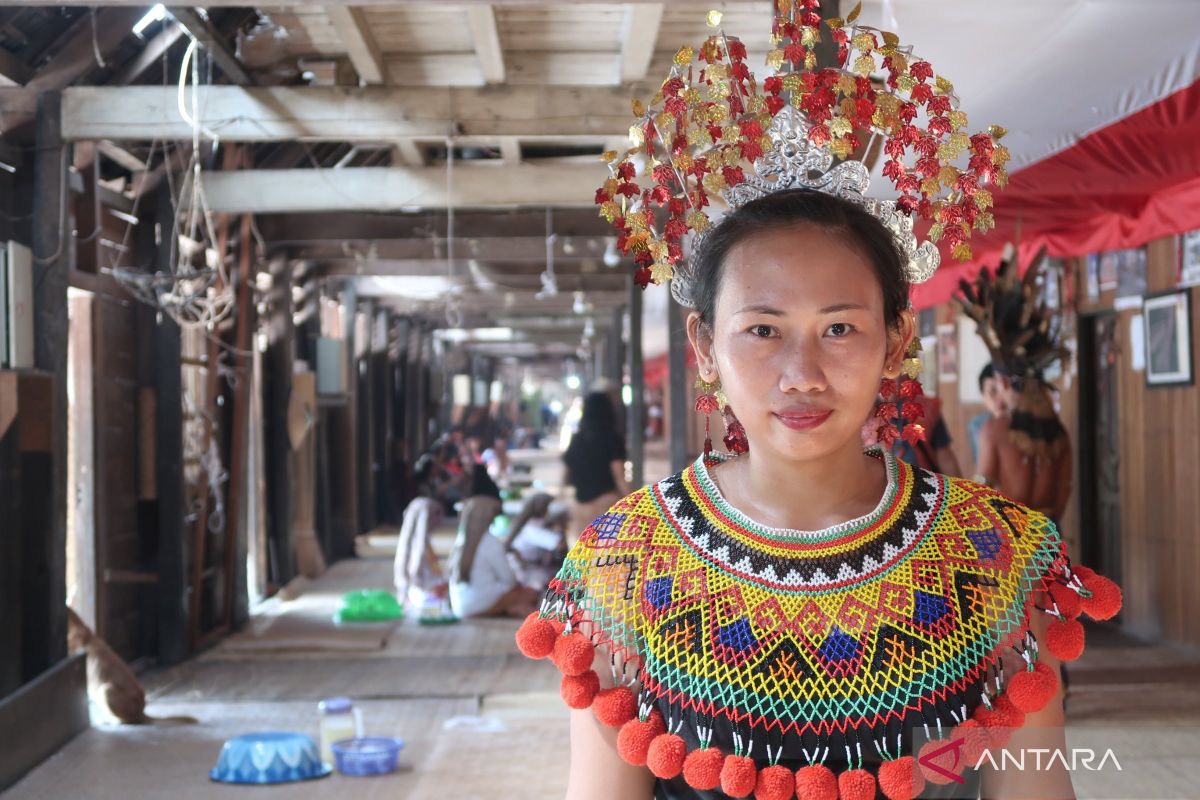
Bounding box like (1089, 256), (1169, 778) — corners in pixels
(594, 1), (1011, 304)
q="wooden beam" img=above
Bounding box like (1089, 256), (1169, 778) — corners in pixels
(0, 48), (33, 87)
(255, 207), (610, 240)
(325, 6), (386, 85)
(465, 5), (506, 85)
(166, 7), (252, 85)
(56, 85), (633, 141)
(109, 19), (185, 86)
(199, 164), (601, 212)
(31, 91), (69, 674)
(96, 140), (147, 173)
(289, 235), (614, 262)
(29, 8), (145, 90)
(618, 4), (664, 83)
(391, 140), (427, 166)
(499, 137), (522, 164)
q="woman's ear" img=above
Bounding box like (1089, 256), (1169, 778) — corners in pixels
(686, 311), (718, 381)
(884, 308), (917, 377)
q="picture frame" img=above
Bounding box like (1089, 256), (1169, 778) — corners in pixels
(1180, 229), (1200, 288)
(1143, 291), (1193, 387)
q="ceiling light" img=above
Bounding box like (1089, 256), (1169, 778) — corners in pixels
(132, 4), (166, 37)
(603, 237), (621, 268)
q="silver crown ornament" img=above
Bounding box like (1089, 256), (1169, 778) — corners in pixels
(671, 106), (941, 309)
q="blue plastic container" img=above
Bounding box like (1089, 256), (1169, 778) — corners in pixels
(330, 736), (405, 776)
(209, 732), (332, 785)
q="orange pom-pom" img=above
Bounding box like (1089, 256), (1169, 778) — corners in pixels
(1006, 660), (1059, 713)
(879, 755), (925, 800)
(593, 686), (637, 728)
(951, 719), (990, 765)
(1045, 616), (1085, 661)
(837, 767), (877, 800)
(682, 747), (724, 791)
(646, 733), (687, 779)
(515, 613), (557, 659)
(1081, 573), (1123, 621)
(1047, 582), (1082, 619)
(616, 712), (664, 766)
(551, 631), (595, 676)
(754, 764), (793, 800)
(720, 754), (758, 798)
(560, 670), (599, 709)
(794, 764), (837, 800)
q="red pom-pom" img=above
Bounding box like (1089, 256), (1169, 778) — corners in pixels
(991, 694), (1026, 731)
(917, 739), (960, 785)
(515, 613), (557, 659)
(950, 719), (990, 766)
(754, 764), (793, 800)
(1081, 573), (1123, 621)
(1045, 616), (1086, 661)
(682, 748), (725, 791)
(616, 712), (664, 766)
(560, 670), (599, 709)
(1006, 660), (1059, 713)
(551, 632), (595, 676)
(646, 734), (687, 779)
(1072, 565), (1095, 581)
(837, 768), (877, 800)
(794, 764), (837, 800)
(720, 754), (758, 798)
(879, 755), (925, 800)
(1047, 582), (1083, 619)
(592, 686), (637, 728)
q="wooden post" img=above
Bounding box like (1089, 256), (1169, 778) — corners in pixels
(30, 90), (69, 673)
(627, 276), (644, 488)
(152, 183), (188, 666)
(667, 292), (689, 472)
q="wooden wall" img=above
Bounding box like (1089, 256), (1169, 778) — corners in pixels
(933, 235), (1200, 648)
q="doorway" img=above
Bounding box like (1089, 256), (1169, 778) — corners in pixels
(1077, 312), (1122, 587)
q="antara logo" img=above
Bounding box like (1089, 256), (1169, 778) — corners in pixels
(975, 748), (1123, 772)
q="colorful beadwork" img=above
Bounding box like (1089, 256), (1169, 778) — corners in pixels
(518, 450), (1122, 795)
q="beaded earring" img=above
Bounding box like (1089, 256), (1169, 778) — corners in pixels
(871, 338), (928, 447)
(695, 376), (749, 457)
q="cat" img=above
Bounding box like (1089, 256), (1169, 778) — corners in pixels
(66, 607), (197, 726)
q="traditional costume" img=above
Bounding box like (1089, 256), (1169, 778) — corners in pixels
(517, 4), (1122, 797)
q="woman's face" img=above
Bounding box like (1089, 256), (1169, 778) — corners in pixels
(688, 225), (913, 463)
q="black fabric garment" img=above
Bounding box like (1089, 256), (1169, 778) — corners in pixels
(563, 428), (627, 503)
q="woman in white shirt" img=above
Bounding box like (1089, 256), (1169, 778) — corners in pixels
(448, 466), (539, 618)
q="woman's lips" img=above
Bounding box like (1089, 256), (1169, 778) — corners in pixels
(773, 408), (833, 431)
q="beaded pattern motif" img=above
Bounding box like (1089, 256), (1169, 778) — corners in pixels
(544, 452), (1066, 745)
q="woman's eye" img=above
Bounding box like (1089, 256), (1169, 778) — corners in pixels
(826, 322), (855, 337)
(748, 324), (775, 338)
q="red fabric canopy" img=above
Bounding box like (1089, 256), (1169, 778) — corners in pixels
(912, 78), (1200, 309)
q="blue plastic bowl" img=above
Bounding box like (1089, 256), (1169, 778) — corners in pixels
(209, 732), (332, 785)
(331, 737), (405, 776)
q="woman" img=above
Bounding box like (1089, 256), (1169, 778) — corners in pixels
(448, 465), (539, 619)
(563, 391), (630, 541)
(518, 189), (1121, 800)
(394, 455), (447, 607)
(504, 492), (570, 591)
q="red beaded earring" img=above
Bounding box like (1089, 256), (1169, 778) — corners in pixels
(695, 376), (749, 457)
(870, 338), (927, 447)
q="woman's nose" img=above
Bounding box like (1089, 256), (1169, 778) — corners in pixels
(777, 337), (828, 393)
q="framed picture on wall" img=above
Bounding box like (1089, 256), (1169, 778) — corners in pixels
(1180, 229), (1200, 288)
(1143, 291), (1193, 387)
(1085, 254), (1101, 302)
(937, 323), (958, 383)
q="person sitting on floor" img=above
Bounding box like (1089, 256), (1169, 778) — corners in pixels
(503, 493), (570, 591)
(394, 456), (449, 607)
(447, 465), (539, 619)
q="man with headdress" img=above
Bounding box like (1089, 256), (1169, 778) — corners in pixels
(958, 245), (1071, 527)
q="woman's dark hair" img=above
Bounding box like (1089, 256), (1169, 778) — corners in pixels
(690, 189), (910, 330)
(469, 463), (502, 500)
(578, 391), (617, 433)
